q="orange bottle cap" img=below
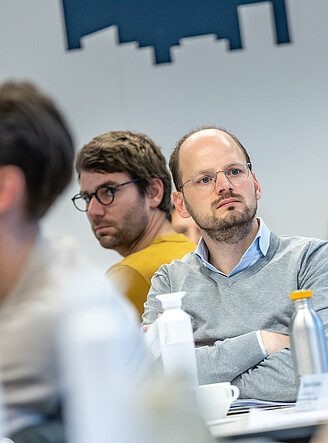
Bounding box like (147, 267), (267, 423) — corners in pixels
(290, 290), (312, 300)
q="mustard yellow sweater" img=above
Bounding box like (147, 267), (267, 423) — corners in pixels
(106, 234), (196, 319)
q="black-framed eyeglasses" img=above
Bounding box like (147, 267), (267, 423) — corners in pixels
(178, 162), (251, 193)
(71, 179), (139, 212)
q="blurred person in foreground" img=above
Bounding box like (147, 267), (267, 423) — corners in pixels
(73, 131), (196, 319)
(0, 81), (148, 442)
(142, 126), (328, 402)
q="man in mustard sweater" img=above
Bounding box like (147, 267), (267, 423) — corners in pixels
(73, 131), (195, 318)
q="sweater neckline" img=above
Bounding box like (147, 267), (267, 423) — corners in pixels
(200, 232), (279, 285)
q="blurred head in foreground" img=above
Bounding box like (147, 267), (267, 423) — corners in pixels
(0, 81), (74, 222)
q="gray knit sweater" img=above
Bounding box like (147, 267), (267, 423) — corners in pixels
(142, 233), (328, 402)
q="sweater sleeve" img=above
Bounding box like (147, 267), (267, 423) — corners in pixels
(142, 269), (169, 325)
(231, 346), (297, 401)
(195, 332), (266, 385)
(298, 241), (328, 333)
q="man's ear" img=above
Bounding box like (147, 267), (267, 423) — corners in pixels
(172, 191), (191, 219)
(146, 178), (164, 209)
(252, 172), (262, 201)
(0, 165), (26, 214)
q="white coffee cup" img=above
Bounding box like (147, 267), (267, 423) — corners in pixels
(198, 382), (239, 422)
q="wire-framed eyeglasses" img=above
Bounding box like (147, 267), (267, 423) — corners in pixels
(178, 162), (251, 193)
(72, 179), (139, 212)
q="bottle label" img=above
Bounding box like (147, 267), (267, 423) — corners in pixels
(296, 373), (328, 411)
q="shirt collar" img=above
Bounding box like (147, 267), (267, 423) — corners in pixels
(195, 217), (270, 262)
(256, 217), (270, 256)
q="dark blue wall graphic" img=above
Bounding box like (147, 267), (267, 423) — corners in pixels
(61, 0), (290, 64)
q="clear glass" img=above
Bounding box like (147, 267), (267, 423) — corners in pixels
(181, 162), (251, 192)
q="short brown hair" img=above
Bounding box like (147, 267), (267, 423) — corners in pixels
(0, 81), (74, 219)
(75, 131), (172, 221)
(169, 126), (252, 191)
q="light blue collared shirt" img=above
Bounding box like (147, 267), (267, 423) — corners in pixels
(195, 217), (270, 277)
(195, 217), (271, 357)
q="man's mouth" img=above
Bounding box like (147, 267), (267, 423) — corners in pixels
(217, 198), (240, 209)
(94, 224), (114, 234)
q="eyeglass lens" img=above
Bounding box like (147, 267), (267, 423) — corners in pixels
(192, 162), (249, 192)
(73, 186), (114, 212)
(72, 179), (138, 212)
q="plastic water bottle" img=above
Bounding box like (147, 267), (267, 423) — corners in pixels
(156, 292), (199, 387)
(289, 290), (328, 386)
(58, 302), (144, 443)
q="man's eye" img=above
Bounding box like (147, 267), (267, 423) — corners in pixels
(81, 194), (90, 202)
(197, 176), (212, 184)
(98, 187), (114, 198)
(106, 187), (115, 196)
(228, 168), (241, 176)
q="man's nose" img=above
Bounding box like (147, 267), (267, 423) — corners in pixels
(87, 196), (106, 216)
(214, 170), (233, 194)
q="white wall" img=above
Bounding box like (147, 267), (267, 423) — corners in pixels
(0, 0), (327, 273)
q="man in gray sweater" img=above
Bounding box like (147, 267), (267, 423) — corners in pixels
(142, 126), (328, 402)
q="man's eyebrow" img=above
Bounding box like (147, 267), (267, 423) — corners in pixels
(80, 180), (118, 194)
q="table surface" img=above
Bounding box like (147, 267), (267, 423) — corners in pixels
(208, 405), (328, 441)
